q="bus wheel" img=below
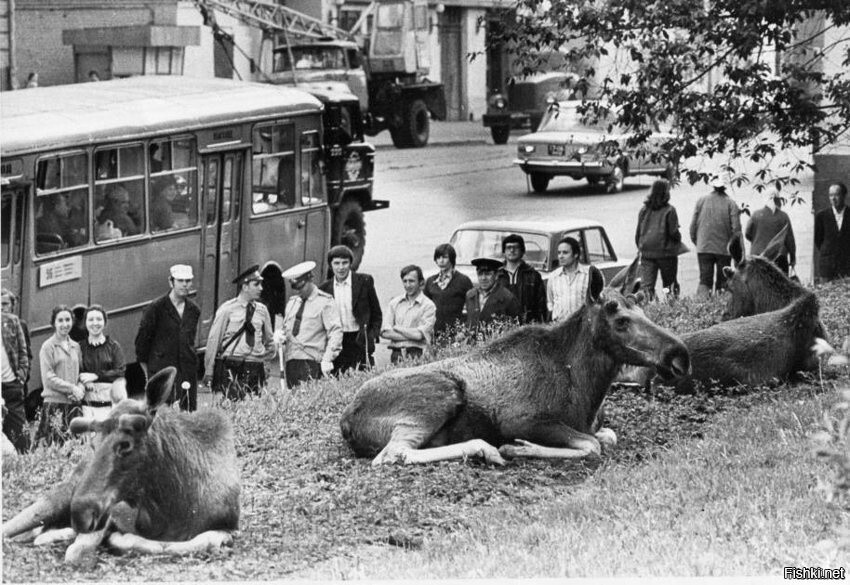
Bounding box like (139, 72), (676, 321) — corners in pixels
(334, 200), (366, 270)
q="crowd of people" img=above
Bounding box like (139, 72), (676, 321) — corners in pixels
(2, 179), (848, 454)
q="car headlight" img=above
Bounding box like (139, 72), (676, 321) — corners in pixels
(577, 146), (588, 155)
(519, 145), (536, 154)
(494, 97), (506, 109)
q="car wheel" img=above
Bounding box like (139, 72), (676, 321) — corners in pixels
(607, 165), (625, 193)
(491, 125), (510, 145)
(530, 173), (550, 193)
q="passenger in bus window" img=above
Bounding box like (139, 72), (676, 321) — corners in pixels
(150, 176), (176, 232)
(97, 183), (140, 239)
(35, 193), (71, 249)
(36, 305), (85, 447)
(79, 305), (128, 421)
(67, 190), (88, 246)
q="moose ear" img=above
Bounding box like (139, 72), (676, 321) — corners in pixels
(145, 366), (176, 413)
(69, 417), (96, 435)
(759, 224), (788, 263)
(587, 266), (605, 303)
(728, 234), (744, 265)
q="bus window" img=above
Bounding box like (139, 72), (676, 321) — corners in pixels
(252, 124), (296, 214)
(149, 138), (198, 232)
(35, 153), (89, 254)
(300, 131), (325, 206)
(94, 144), (145, 241)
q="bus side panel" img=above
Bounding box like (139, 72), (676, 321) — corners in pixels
(87, 232), (203, 368)
(26, 254), (91, 390)
(304, 206), (330, 277)
(241, 212), (308, 286)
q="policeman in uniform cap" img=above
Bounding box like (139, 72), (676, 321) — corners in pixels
(203, 264), (275, 398)
(275, 261), (343, 388)
(465, 257), (522, 330)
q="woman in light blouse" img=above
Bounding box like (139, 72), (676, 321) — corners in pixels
(37, 305), (85, 446)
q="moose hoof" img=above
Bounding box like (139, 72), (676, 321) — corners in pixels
(467, 439), (505, 465)
(499, 439), (538, 459)
(34, 527), (76, 546)
(595, 428), (617, 450)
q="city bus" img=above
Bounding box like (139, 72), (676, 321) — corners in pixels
(1, 76), (331, 391)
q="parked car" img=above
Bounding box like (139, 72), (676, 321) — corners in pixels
(482, 72), (582, 145)
(448, 218), (630, 284)
(513, 100), (678, 193)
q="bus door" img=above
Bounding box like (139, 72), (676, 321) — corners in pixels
(0, 182), (27, 309)
(198, 150), (245, 341)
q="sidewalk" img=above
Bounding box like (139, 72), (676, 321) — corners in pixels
(370, 120), (493, 149)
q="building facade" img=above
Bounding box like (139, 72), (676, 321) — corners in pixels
(4, 0), (511, 121)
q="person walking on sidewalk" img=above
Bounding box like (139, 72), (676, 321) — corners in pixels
(689, 175), (742, 297)
(745, 189), (796, 276)
(635, 179), (684, 299)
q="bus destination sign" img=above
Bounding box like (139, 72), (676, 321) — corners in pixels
(39, 256), (83, 288)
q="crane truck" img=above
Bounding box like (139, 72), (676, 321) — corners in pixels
(198, 0), (447, 148)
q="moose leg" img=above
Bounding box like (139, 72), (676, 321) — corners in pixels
(33, 527), (77, 545)
(500, 423), (604, 460)
(107, 530), (233, 556)
(372, 426), (505, 466)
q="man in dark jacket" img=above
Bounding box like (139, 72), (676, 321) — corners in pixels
(497, 234), (547, 323)
(814, 182), (850, 282)
(319, 245), (382, 373)
(135, 264), (201, 410)
(465, 257), (522, 330)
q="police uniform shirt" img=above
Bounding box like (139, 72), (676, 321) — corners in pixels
(204, 297), (274, 376)
(282, 287), (343, 364)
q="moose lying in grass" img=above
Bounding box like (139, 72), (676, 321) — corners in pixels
(340, 262), (691, 465)
(2, 367), (240, 565)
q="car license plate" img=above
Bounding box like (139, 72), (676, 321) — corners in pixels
(548, 144), (565, 156)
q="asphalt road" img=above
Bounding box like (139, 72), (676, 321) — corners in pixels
(358, 127), (817, 366)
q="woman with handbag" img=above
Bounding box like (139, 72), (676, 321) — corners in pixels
(203, 265), (275, 400)
(635, 179), (684, 300)
(79, 305), (128, 421)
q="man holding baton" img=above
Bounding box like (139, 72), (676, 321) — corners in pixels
(275, 261), (343, 388)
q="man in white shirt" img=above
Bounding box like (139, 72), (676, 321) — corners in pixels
(547, 237), (603, 322)
(319, 245), (382, 374)
(382, 265), (437, 364)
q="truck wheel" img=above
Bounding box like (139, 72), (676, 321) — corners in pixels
(491, 125), (510, 144)
(333, 200), (366, 270)
(392, 99), (430, 148)
(530, 173), (550, 193)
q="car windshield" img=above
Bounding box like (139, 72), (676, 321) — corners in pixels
(450, 229), (551, 271)
(537, 103), (621, 134)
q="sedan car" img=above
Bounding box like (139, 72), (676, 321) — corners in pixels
(513, 100), (678, 193)
(448, 218), (630, 284)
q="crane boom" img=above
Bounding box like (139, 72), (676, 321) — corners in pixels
(195, 0), (355, 42)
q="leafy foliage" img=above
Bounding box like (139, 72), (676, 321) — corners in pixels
(489, 0), (850, 192)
